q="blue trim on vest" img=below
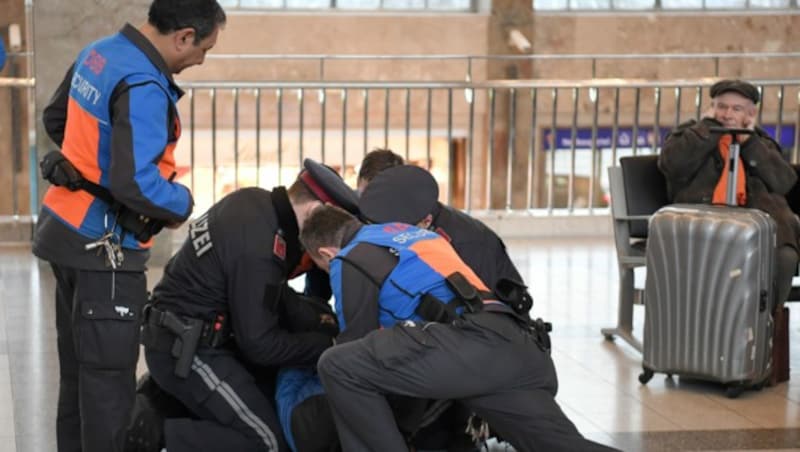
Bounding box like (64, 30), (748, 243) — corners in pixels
(333, 223), (460, 330)
(62, 31), (184, 249)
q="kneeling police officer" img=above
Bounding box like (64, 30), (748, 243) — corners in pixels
(299, 205), (618, 452)
(137, 160), (356, 451)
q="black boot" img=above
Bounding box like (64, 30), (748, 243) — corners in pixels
(125, 373), (190, 452)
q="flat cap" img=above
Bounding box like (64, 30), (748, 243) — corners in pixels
(300, 158), (360, 215)
(359, 165), (439, 225)
(710, 79), (760, 104)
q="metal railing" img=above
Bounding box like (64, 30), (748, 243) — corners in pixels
(168, 77), (800, 217)
(4, 76), (800, 220)
(204, 52), (800, 80)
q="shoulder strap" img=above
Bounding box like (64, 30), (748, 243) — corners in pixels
(335, 242), (398, 289)
(270, 186), (302, 272)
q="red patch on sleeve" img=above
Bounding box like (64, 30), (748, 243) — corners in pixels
(273, 234), (286, 261)
(434, 227), (451, 242)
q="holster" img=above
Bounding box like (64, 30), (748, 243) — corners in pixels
(445, 272), (483, 313)
(40, 150), (167, 242)
(415, 272), (487, 323)
(141, 304), (232, 378)
(529, 317), (553, 354)
(40, 150), (84, 190)
(495, 277), (533, 315)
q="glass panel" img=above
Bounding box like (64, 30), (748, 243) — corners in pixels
(613, 0), (654, 9)
(383, 0), (427, 8)
(217, 0), (240, 7)
(286, 0), (331, 7)
(571, 0), (611, 9)
(705, 0), (746, 7)
(749, 0), (790, 6)
(337, 0), (381, 8)
(427, 0), (473, 9)
(661, 0), (702, 8)
(534, 0), (569, 10)
(239, 0), (284, 7)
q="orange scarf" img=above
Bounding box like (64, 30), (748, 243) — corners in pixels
(712, 134), (747, 206)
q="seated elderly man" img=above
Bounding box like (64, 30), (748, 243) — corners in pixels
(658, 79), (799, 311)
(658, 79), (799, 383)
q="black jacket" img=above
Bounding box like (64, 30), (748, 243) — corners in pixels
(431, 203), (526, 292)
(659, 117), (800, 250)
(151, 187), (332, 368)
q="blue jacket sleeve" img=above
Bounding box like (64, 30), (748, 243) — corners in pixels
(275, 368), (326, 452)
(109, 81), (192, 222)
(0, 40), (6, 72)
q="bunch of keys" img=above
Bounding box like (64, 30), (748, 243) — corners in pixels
(85, 232), (124, 269)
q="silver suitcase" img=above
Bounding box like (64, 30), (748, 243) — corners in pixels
(641, 204), (775, 397)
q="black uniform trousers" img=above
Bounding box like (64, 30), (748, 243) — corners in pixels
(51, 263), (147, 452)
(145, 347), (288, 452)
(317, 311), (619, 452)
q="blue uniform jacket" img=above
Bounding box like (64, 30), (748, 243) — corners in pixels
(35, 24), (192, 270)
(276, 223), (491, 449)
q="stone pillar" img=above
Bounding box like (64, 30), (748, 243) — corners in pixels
(0, 0), (30, 220)
(485, 0), (534, 209)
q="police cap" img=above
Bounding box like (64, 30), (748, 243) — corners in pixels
(300, 158), (360, 215)
(359, 165), (439, 225)
(709, 79), (760, 104)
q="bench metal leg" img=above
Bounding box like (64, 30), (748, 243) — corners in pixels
(601, 266), (642, 353)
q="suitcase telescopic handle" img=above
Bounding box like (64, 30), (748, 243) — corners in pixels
(708, 127), (756, 206)
(708, 126), (755, 136)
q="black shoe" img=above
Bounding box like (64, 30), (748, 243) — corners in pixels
(125, 373), (188, 452)
(124, 388), (165, 452)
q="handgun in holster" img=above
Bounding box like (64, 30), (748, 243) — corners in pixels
(151, 307), (204, 379)
(40, 150), (167, 242)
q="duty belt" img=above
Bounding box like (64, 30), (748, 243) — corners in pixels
(141, 304), (231, 378)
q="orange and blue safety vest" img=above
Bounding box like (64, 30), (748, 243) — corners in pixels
(331, 223), (491, 330)
(40, 24), (192, 251)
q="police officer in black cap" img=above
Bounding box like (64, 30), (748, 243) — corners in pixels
(301, 205), (619, 452)
(133, 158), (357, 451)
(361, 164), (533, 315)
(358, 164), (535, 450)
(659, 79), (799, 381)
(296, 160), (360, 301)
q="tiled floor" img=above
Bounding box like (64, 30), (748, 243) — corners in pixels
(1, 236), (799, 452)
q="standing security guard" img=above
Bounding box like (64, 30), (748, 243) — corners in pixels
(140, 159), (357, 451)
(300, 206), (616, 452)
(33, 2), (225, 451)
(360, 164), (533, 315)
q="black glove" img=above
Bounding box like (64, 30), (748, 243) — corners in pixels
(281, 288), (340, 337)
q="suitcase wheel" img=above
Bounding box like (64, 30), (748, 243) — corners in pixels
(638, 368), (654, 385)
(725, 384), (744, 399)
